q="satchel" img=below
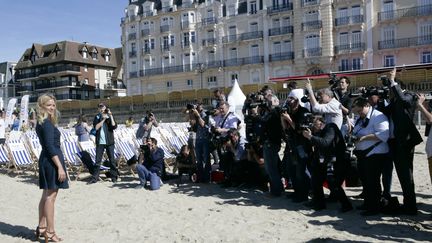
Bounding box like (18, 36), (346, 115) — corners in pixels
(353, 141), (382, 160)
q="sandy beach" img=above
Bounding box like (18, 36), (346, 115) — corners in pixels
(0, 142), (431, 243)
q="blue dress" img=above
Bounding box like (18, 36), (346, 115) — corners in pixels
(36, 119), (69, 189)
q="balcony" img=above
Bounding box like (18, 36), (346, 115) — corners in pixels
(242, 56), (264, 65)
(141, 29), (150, 37)
(268, 26), (293, 36)
(269, 52), (295, 62)
(16, 65), (80, 80)
(142, 48), (151, 55)
(222, 35), (238, 43)
(143, 10), (154, 17)
(301, 20), (322, 31)
(202, 38), (217, 46)
(164, 65), (184, 74)
(104, 83), (126, 89)
(334, 43), (366, 54)
(267, 3), (293, 14)
(378, 35), (432, 50)
(130, 71), (138, 78)
(201, 17), (217, 26)
(240, 31), (263, 41)
(301, 0), (319, 7)
(207, 61), (222, 68)
(143, 68), (163, 76)
(129, 51), (137, 58)
(160, 25), (170, 33)
(224, 58), (243, 67)
(335, 15), (364, 26)
(35, 80), (79, 90)
(303, 48), (322, 57)
(161, 45), (171, 52)
(55, 94), (82, 100)
(378, 4), (432, 22)
(128, 33), (136, 40)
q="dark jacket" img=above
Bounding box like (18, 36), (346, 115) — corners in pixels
(310, 123), (348, 168)
(383, 85), (422, 148)
(143, 147), (165, 176)
(93, 113), (117, 146)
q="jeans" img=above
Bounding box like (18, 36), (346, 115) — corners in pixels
(136, 164), (161, 190)
(283, 149), (309, 200)
(195, 139), (211, 182)
(263, 141), (283, 195)
(93, 144), (118, 181)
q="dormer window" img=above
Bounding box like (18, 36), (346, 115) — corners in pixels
(103, 50), (111, 62)
(31, 52), (37, 62)
(91, 48), (98, 60)
(81, 46), (89, 59)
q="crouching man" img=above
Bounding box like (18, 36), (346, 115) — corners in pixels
(136, 137), (165, 190)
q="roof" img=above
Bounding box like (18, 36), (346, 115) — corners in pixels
(15, 40), (122, 70)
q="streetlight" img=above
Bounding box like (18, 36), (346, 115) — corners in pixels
(195, 63), (206, 89)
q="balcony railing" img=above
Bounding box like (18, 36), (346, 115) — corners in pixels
(104, 83), (126, 89)
(164, 65), (184, 74)
(378, 35), (432, 50)
(222, 35), (238, 43)
(141, 29), (150, 37)
(378, 4), (432, 21)
(301, 20), (322, 31)
(142, 48), (151, 55)
(243, 56), (264, 65)
(16, 65), (80, 80)
(334, 43), (366, 54)
(202, 38), (217, 46)
(128, 33), (136, 40)
(201, 17), (218, 26)
(303, 47), (322, 57)
(35, 80), (79, 90)
(161, 45), (171, 51)
(334, 15), (364, 26)
(267, 3), (294, 14)
(269, 52), (294, 62)
(224, 58), (243, 67)
(268, 26), (293, 36)
(207, 61), (222, 68)
(240, 31), (263, 41)
(160, 25), (170, 33)
(301, 0), (319, 7)
(129, 51), (137, 58)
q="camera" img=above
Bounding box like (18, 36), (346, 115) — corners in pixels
(350, 86), (389, 99)
(345, 134), (359, 148)
(244, 92), (269, 110)
(186, 103), (196, 110)
(328, 73), (340, 91)
(104, 108), (110, 114)
(298, 112), (314, 130)
(140, 144), (150, 154)
(380, 75), (392, 87)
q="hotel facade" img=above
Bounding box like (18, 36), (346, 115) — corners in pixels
(121, 0), (432, 96)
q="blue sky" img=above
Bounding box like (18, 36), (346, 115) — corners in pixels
(0, 0), (128, 62)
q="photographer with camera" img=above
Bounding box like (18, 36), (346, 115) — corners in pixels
(219, 128), (247, 187)
(136, 137), (164, 190)
(352, 98), (390, 215)
(88, 102), (118, 184)
(305, 79), (343, 129)
(259, 86), (284, 197)
(136, 110), (159, 142)
(280, 92), (312, 202)
(382, 68), (423, 215)
(416, 93), (432, 184)
(337, 77), (354, 136)
(187, 103), (212, 183)
(302, 116), (352, 212)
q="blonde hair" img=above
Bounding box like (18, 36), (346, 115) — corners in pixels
(36, 93), (60, 125)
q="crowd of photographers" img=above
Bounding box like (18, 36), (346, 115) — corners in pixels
(181, 67), (428, 216)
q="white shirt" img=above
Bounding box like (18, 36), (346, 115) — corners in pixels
(353, 107), (389, 156)
(0, 119), (5, 139)
(312, 98), (343, 129)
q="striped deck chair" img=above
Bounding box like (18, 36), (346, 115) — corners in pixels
(77, 141), (110, 172)
(61, 140), (83, 180)
(24, 132), (42, 160)
(115, 139), (137, 162)
(7, 140), (36, 171)
(0, 145), (10, 167)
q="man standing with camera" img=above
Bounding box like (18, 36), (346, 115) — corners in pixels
(136, 110), (158, 142)
(89, 102), (118, 184)
(384, 68), (422, 215)
(305, 79), (343, 129)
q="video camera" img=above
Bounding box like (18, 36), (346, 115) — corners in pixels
(298, 112), (314, 130)
(328, 73), (340, 91)
(244, 92), (269, 110)
(350, 86), (390, 99)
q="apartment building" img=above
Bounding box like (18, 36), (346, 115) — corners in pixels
(15, 41), (126, 103)
(122, 0), (432, 96)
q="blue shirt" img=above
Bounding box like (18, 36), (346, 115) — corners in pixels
(214, 112), (239, 137)
(99, 123), (107, 145)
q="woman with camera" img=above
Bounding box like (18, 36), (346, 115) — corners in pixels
(351, 98), (390, 216)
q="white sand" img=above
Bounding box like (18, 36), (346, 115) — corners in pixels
(0, 143), (431, 242)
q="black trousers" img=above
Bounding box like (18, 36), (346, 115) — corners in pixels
(283, 150), (310, 200)
(357, 154), (386, 211)
(93, 144), (118, 180)
(391, 142), (417, 209)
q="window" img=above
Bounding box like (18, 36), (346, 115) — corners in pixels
(339, 32), (349, 45)
(251, 44), (259, 56)
(170, 35), (175, 46)
(351, 31), (362, 44)
(337, 7), (348, 18)
(104, 54), (110, 62)
(183, 32), (190, 46)
(251, 71), (260, 83)
(419, 23), (432, 44)
(250, 1), (257, 14)
(382, 0), (394, 20)
(352, 58), (362, 70)
(384, 55), (395, 67)
(305, 10), (319, 22)
(228, 5), (236, 16)
(272, 0), (279, 7)
(191, 31), (196, 43)
(352, 5), (361, 16)
(84, 78), (89, 84)
(340, 59), (349, 71)
(208, 50), (215, 62)
(230, 48), (237, 59)
(283, 40), (292, 52)
(187, 79), (193, 87)
(131, 43), (136, 52)
(282, 17), (290, 26)
(272, 18), (280, 28)
(150, 39), (155, 49)
(207, 9), (214, 18)
(231, 73), (238, 83)
(84, 65), (88, 72)
(91, 51), (97, 60)
(250, 22), (258, 32)
(422, 51), (432, 63)
(208, 76), (217, 86)
(305, 34), (320, 49)
(167, 81), (173, 88)
(229, 26), (236, 41)
(163, 36), (169, 48)
(82, 49), (88, 59)
(273, 42), (281, 54)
